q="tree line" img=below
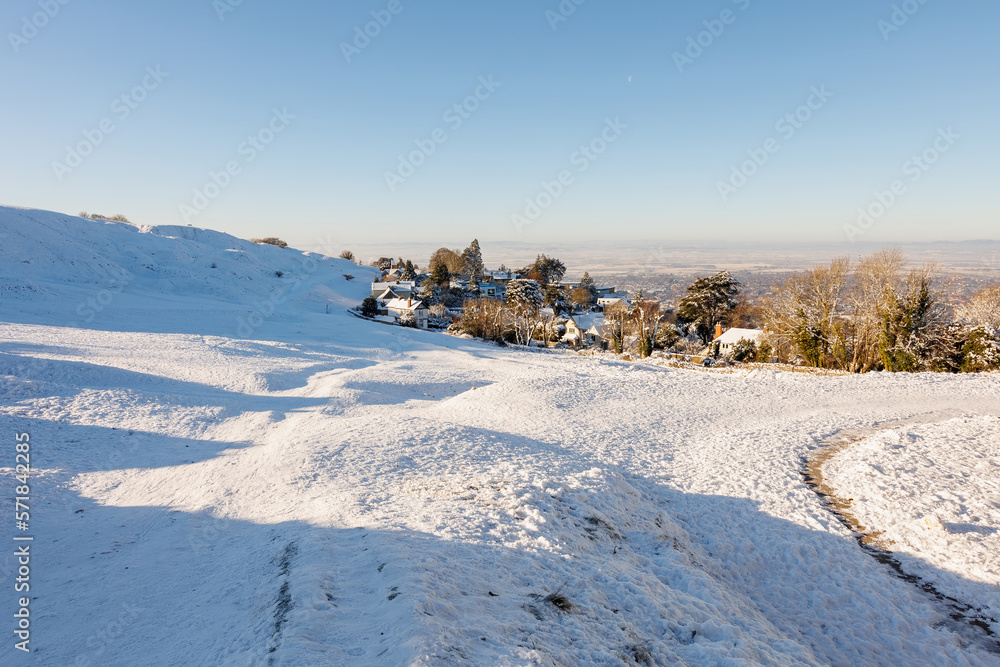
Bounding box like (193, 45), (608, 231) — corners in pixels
(762, 249), (999, 373)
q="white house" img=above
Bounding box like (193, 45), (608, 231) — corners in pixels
(711, 324), (764, 355)
(564, 313), (606, 346)
(384, 298), (429, 329)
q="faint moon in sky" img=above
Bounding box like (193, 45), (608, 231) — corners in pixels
(627, 75), (633, 83)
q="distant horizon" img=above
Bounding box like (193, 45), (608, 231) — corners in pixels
(6, 202), (999, 253)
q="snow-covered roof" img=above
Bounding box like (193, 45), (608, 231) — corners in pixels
(376, 288), (399, 300)
(385, 298), (426, 312)
(570, 313), (600, 328)
(714, 328), (763, 345)
(372, 281), (415, 291)
(569, 313), (605, 335)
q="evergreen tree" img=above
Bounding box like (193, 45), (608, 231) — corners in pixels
(431, 262), (451, 287)
(461, 239), (485, 282)
(360, 296), (379, 318)
(677, 271), (741, 344)
(401, 260), (416, 281)
(544, 284), (569, 316)
(521, 254), (566, 286)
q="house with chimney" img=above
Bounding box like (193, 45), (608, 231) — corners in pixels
(711, 323), (764, 355)
(382, 297), (429, 329)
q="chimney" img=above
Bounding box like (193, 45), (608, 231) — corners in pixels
(715, 323), (723, 339)
(407, 298), (412, 308)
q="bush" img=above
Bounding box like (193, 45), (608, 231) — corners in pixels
(960, 326), (1000, 373)
(399, 311), (417, 328)
(339, 250), (356, 262)
(755, 337), (774, 363)
(456, 298), (505, 343)
(654, 323), (681, 350)
(360, 296), (379, 318)
(731, 338), (757, 363)
(249, 237), (288, 248)
(79, 212), (131, 223)
(670, 337), (704, 355)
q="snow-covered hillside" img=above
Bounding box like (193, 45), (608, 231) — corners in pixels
(0, 206), (376, 337)
(1, 207), (999, 665)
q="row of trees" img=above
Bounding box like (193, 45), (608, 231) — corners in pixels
(456, 279), (683, 356)
(763, 249), (1000, 373)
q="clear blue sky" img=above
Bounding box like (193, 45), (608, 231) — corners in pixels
(2, 0), (997, 247)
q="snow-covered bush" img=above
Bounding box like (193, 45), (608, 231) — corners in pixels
(957, 285), (1000, 330)
(960, 326), (1000, 372)
(670, 337), (704, 355)
(654, 323), (681, 350)
(730, 337), (757, 363)
(249, 237), (288, 248)
(755, 334), (775, 362)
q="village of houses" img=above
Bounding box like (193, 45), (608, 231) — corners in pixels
(360, 251), (764, 365)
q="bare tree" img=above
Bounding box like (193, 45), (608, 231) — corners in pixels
(957, 285), (1000, 329)
(604, 301), (630, 354)
(847, 249), (904, 373)
(429, 248), (466, 276)
(631, 291), (661, 357)
(457, 298), (505, 343)
(764, 257), (850, 368)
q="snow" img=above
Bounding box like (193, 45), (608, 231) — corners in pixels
(821, 416), (1000, 634)
(1, 206), (999, 664)
(712, 327), (763, 345)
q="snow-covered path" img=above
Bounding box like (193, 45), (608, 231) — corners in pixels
(2, 208), (999, 664)
(820, 416), (1000, 640)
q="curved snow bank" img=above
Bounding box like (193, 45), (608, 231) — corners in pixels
(822, 416), (1000, 633)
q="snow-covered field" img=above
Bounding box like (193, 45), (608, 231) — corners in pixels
(822, 417), (1000, 636)
(2, 206), (999, 665)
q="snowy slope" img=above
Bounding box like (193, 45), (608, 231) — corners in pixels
(0, 205), (377, 337)
(1, 207), (1000, 665)
(822, 416), (1000, 635)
